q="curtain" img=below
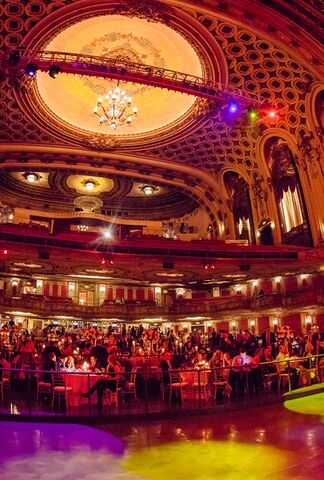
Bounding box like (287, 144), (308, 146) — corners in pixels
(279, 187), (303, 233)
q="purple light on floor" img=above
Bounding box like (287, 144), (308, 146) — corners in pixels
(0, 421), (125, 460)
(71, 62), (78, 67)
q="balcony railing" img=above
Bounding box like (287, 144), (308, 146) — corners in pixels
(0, 288), (323, 317)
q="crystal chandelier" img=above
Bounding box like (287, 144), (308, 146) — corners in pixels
(93, 84), (138, 130)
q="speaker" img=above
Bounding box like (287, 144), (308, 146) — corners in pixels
(163, 262), (174, 269)
(39, 249), (49, 260)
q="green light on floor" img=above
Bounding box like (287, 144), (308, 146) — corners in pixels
(125, 441), (290, 480)
(284, 392), (324, 417)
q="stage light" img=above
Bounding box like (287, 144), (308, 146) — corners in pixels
(248, 108), (258, 121)
(228, 101), (238, 113)
(101, 258), (106, 265)
(266, 108), (279, 121)
(3, 249), (8, 255)
(25, 63), (37, 77)
(48, 65), (60, 78)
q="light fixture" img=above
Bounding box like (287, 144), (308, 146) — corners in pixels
(25, 63), (37, 77)
(23, 172), (40, 183)
(228, 101), (238, 113)
(49, 64), (60, 78)
(140, 185), (158, 196)
(93, 83), (138, 130)
(81, 179), (98, 191)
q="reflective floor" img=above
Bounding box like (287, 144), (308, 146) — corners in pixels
(1, 393), (324, 480)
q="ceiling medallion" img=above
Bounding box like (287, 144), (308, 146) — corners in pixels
(93, 83), (138, 130)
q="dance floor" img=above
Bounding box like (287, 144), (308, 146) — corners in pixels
(0, 393), (323, 480)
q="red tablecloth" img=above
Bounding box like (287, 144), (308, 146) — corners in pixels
(65, 373), (103, 407)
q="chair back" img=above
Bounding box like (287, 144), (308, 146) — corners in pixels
(1, 368), (10, 382)
(130, 368), (137, 383)
(20, 352), (35, 368)
(52, 373), (65, 387)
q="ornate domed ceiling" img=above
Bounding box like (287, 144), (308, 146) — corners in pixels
(36, 14), (203, 136)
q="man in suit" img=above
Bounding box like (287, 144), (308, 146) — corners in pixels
(261, 326), (276, 348)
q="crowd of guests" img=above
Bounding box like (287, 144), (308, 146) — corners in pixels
(0, 320), (323, 406)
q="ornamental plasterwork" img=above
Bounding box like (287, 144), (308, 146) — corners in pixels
(80, 31), (165, 97)
(298, 130), (323, 180)
(82, 135), (121, 151)
(112, 0), (172, 24)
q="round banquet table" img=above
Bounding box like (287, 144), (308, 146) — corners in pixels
(65, 372), (103, 407)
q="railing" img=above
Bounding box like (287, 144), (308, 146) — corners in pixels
(0, 223), (299, 260)
(1, 354), (323, 418)
(0, 289), (322, 317)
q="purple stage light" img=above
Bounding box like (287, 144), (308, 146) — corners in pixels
(228, 102), (238, 113)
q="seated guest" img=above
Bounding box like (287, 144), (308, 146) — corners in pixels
(90, 339), (108, 368)
(43, 352), (58, 383)
(192, 352), (207, 368)
(159, 351), (172, 386)
(0, 353), (10, 381)
(82, 354), (122, 409)
(89, 355), (106, 373)
(230, 347), (256, 397)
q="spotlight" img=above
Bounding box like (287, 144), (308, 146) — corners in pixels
(248, 108), (258, 122)
(228, 101), (238, 113)
(48, 64), (60, 78)
(101, 258), (106, 265)
(24, 63), (37, 77)
(266, 108), (278, 121)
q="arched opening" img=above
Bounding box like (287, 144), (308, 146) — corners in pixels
(265, 138), (312, 247)
(260, 224), (274, 245)
(224, 171), (255, 244)
(315, 89), (324, 137)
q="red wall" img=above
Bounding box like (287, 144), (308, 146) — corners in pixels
(285, 277), (298, 293)
(260, 280), (273, 295)
(282, 313), (301, 334)
(316, 314), (324, 332)
(258, 315), (269, 333)
(217, 321), (229, 331)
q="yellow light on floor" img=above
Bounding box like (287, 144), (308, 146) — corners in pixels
(124, 441), (291, 480)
